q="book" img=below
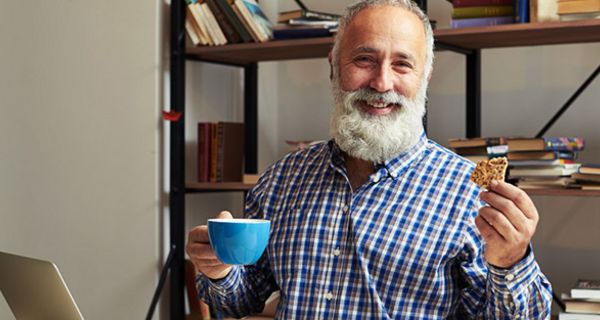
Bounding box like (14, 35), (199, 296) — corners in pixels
(278, 9), (340, 22)
(199, 1), (227, 45)
(509, 163), (581, 177)
(530, 0), (560, 21)
(453, 144), (508, 156)
(285, 18), (339, 27)
(451, 16), (515, 27)
(206, 0), (242, 44)
(572, 280), (600, 300)
(558, 0), (600, 14)
(450, 0), (514, 7)
(515, 0), (530, 22)
(187, 1), (212, 45)
(237, 0), (273, 41)
(560, 11), (600, 20)
(507, 137), (585, 152)
(231, 0), (264, 42)
(580, 164), (600, 175)
(572, 172), (600, 183)
(516, 177), (574, 188)
(273, 25), (333, 39)
(562, 293), (600, 314)
(581, 183), (600, 190)
(189, 1), (215, 45)
(197, 123), (212, 182)
(213, 0), (253, 43)
(449, 137), (506, 148)
(451, 5), (514, 18)
(507, 150), (577, 161)
(210, 123), (218, 182)
(559, 312), (600, 320)
(185, 13), (203, 46)
(216, 122), (245, 182)
(509, 158), (575, 167)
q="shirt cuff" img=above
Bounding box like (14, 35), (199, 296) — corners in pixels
(205, 266), (242, 294)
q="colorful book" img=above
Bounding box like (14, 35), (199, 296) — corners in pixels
(507, 137), (585, 152)
(507, 150), (577, 161)
(452, 5), (514, 18)
(450, 0), (513, 7)
(238, 0), (273, 40)
(451, 16), (515, 28)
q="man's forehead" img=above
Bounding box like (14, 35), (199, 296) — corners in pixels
(344, 5), (425, 43)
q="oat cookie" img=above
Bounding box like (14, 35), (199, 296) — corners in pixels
(470, 157), (508, 189)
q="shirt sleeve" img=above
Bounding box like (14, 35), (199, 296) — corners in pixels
(194, 168), (279, 318)
(453, 211), (553, 320)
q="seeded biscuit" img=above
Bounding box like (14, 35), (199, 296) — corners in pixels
(470, 157), (508, 189)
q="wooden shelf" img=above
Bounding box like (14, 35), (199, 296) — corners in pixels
(434, 19), (600, 50)
(185, 182), (254, 193)
(185, 19), (600, 64)
(523, 188), (600, 197)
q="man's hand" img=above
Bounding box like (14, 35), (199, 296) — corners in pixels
(186, 211), (234, 280)
(475, 180), (539, 269)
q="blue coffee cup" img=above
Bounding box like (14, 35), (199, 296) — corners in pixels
(208, 218), (270, 265)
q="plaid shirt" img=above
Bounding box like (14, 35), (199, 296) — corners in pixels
(197, 134), (553, 319)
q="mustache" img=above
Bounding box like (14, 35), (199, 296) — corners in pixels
(346, 87), (406, 105)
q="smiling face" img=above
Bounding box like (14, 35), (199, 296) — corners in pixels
(338, 5), (428, 116)
(330, 5), (430, 163)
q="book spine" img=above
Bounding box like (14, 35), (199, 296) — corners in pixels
(215, 0), (253, 42)
(452, 0), (513, 7)
(515, 0), (530, 23)
(302, 10), (341, 21)
(210, 123), (218, 182)
(207, 0), (242, 43)
(451, 16), (515, 27)
(452, 5), (514, 18)
(544, 137), (585, 151)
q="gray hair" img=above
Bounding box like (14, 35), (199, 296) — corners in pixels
(331, 0), (435, 79)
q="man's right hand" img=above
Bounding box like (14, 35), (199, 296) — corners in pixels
(186, 211), (233, 280)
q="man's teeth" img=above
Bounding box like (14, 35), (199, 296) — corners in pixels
(369, 102), (392, 108)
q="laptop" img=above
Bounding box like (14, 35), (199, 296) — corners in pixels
(0, 251), (84, 320)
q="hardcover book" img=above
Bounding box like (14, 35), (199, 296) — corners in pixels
(507, 137), (585, 152)
(448, 137), (507, 148)
(451, 16), (514, 28)
(278, 9), (341, 22)
(572, 280), (600, 300)
(216, 122), (245, 182)
(507, 150), (577, 161)
(451, 5), (514, 18)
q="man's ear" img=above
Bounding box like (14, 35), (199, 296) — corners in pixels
(328, 51), (334, 80)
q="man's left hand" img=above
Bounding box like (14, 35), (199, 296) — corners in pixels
(475, 180), (539, 269)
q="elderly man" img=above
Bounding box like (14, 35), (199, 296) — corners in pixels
(186, 0), (553, 318)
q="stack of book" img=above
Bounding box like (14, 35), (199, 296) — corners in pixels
(506, 137), (584, 189)
(274, 6), (339, 40)
(560, 279), (600, 320)
(448, 137), (508, 164)
(185, 0), (273, 46)
(448, 0), (517, 28)
(197, 122), (245, 183)
(572, 164), (600, 190)
(558, 0), (600, 21)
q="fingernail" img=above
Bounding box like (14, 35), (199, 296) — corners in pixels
(490, 180), (498, 188)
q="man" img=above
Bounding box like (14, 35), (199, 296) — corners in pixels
(186, 0), (553, 318)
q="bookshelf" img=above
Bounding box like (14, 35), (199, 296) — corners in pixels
(163, 2), (600, 316)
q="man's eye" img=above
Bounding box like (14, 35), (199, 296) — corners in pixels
(354, 56), (375, 65)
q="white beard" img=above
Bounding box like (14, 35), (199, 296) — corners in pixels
(330, 75), (429, 164)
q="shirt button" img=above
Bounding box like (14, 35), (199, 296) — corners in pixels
(505, 274), (515, 281)
(342, 205), (349, 213)
(333, 248), (341, 256)
(325, 292), (333, 300)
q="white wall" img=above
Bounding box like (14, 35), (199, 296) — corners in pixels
(0, 0), (161, 319)
(185, 0), (600, 315)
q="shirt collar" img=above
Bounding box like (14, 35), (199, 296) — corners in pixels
(329, 132), (429, 180)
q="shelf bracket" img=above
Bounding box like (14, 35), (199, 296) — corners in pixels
(536, 63), (600, 137)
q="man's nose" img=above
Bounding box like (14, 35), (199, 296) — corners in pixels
(369, 65), (394, 93)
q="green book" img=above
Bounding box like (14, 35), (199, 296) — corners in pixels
(452, 5), (514, 19)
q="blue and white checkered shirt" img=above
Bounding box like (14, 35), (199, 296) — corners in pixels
(196, 134), (553, 319)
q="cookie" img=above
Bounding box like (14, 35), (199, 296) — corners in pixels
(470, 157), (508, 189)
